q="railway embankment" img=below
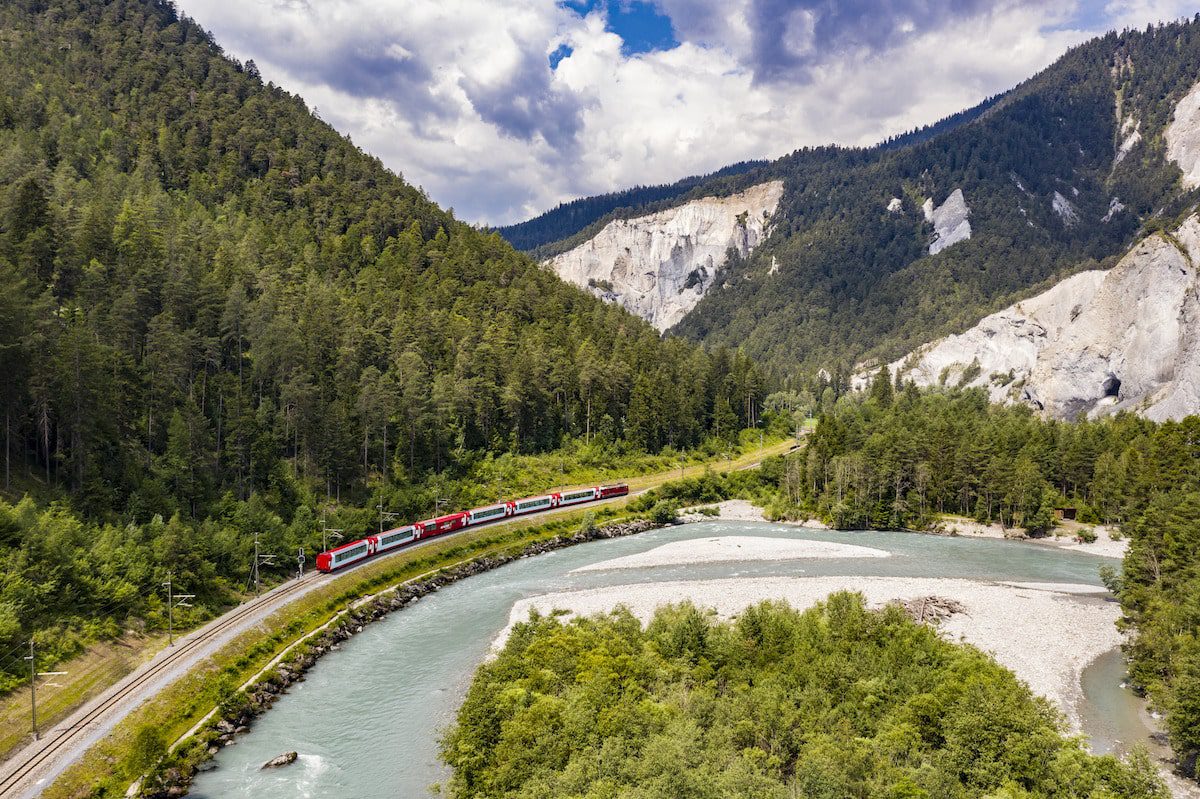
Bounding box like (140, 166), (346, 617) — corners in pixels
(135, 518), (658, 798)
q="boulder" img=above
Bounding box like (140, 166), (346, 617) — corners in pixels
(261, 751), (298, 770)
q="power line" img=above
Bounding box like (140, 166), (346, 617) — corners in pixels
(162, 574), (194, 647)
(251, 530), (277, 597)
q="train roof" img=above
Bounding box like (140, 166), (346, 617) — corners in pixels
(421, 511), (468, 525)
(326, 537), (370, 554)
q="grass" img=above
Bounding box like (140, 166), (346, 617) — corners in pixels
(0, 632), (166, 764)
(36, 437), (795, 798)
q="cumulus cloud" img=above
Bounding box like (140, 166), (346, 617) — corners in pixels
(177, 0), (1192, 225)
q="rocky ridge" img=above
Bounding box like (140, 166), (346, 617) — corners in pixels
(863, 215), (1200, 421)
(545, 181), (784, 331)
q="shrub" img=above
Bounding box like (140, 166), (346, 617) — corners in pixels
(648, 500), (678, 525)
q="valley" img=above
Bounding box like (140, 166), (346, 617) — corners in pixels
(3, 2), (1200, 798)
(189, 517), (1146, 798)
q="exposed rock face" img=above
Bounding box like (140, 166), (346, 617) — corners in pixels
(924, 189), (971, 255)
(865, 215), (1200, 421)
(1052, 191), (1079, 226)
(1167, 79), (1200, 189)
(1101, 196), (1124, 223)
(1116, 117), (1141, 164)
(887, 197), (903, 213)
(546, 181), (784, 331)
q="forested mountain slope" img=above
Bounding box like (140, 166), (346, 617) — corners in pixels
(0, 0), (763, 686)
(518, 19), (1200, 378)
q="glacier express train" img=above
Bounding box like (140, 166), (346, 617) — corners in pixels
(315, 484), (630, 572)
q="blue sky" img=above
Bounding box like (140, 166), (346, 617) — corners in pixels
(178, 0), (1197, 225)
(563, 0), (680, 54)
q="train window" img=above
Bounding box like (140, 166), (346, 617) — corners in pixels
(335, 543), (367, 563)
(474, 507), (504, 519)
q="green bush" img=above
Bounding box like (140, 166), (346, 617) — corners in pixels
(648, 500), (678, 525)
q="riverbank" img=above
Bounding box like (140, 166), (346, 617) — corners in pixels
(939, 515), (1128, 559)
(497, 576), (1119, 731)
(682, 500), (1128, 559)
(679, 498), (829, 526)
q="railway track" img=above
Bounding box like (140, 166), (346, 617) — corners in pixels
(0, 573), (323, 798)
(0, 450), (795, 797)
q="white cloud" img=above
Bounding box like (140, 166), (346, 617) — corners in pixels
(177, 0), (1192, 225)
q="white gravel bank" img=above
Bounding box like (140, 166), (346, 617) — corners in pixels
(678, 499), (830, 528)
(573, 536), (888, 572)
(940, 516), (1128, 559)
(497, 576), (1120, 729)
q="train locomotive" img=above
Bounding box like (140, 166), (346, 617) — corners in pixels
(315, 484), (630, 572)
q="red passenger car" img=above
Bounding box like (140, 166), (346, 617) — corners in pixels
(415, 512), (469, 540)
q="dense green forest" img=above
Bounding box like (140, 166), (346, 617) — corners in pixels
(443, 594), (1166, 798)
(0, 0), (769, 690)
(775, 384), (1200, 777)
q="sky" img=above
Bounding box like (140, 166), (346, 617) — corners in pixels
(177, 0), (1198, 226)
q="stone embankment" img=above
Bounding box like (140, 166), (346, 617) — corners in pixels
(137, 518), (657, 798)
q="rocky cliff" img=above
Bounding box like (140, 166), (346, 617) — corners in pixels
(867, 215), (1200, 421)
(545, 181), (784, 331)
(922, 189), (972, 255)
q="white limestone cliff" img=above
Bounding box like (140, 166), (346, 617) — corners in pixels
(546, 181), (784, 332)
(860, 215), (1200, 421)
(1167, 78), (1200, 188)
(924, 189), (972, 255)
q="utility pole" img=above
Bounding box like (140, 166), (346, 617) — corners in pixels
(25, 641), (66, 741)
(377, 502), (398, 533)
(162, 574), (194, 647)
(320, 512), (343, 552)
(252, 530), (277, 597)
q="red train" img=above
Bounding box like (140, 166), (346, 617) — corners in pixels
(315, 484), (630, 572)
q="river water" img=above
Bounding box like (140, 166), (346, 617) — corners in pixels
(191, 521), (1148, 799)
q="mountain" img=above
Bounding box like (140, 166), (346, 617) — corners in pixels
(546, 181), (784, 332)
(495, 159), (768, 254)
(859, 213), (1200, 420)
(0, 0), (768, 684)
(511, 20), (1200, 381)
(0, 0), (766, 514)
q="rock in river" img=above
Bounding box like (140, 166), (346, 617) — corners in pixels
(261, 751), (298, 770)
